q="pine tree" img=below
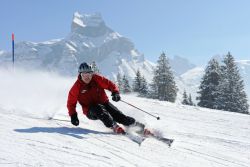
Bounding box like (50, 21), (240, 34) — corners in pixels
(197, 58), (221, 109)
(139, 76), (149, 97)
(122, 75), (131, 93)
(182, 90), (189, 105)
(188, 93), (195, 106)
(150, 52), (178, 102)
(116, 72), (123, 92)
(216, 52), (249, 114)
(133, 69), (142, 92)
(149, 78), (158, 99)
(91, 61), (100, 73)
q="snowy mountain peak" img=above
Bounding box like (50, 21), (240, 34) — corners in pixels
(169, 55), (196, 75)
(71, 12), (111, 37)
(0, 12), (149, 79)
(73, 12), (103, 27)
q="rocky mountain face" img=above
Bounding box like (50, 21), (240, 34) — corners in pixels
(0, 12), (154, 81)
(0, 12), (196, 82)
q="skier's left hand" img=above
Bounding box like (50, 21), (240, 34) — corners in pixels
(112, 92), (121, 102)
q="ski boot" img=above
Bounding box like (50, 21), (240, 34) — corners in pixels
(130, 122), (154, 136)
(143, 128), (153, 136)
(128, 122), (145, 133)
(113, 124), (125, 134)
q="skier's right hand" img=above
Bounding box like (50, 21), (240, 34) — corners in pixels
(71, 113), (79, 126)
(111, 92), (121, 102)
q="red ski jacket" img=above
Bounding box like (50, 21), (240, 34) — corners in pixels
(67, 73), (119, 116)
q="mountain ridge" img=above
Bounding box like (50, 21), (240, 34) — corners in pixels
(0, 12), (194, 81)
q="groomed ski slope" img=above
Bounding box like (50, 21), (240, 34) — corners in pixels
(0, 69), (250, 167)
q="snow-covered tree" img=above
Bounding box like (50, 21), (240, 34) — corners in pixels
(139, 76), (149, 97)
(188, 94), (195, 106)
(122, 75), (131, 93)
(182, 90), (195, 106)
(149, 78), (158, 99)
(216, 52), (249, 114)
(116, 72), (123, 92)
(132, 69), (149, 97)
(149, 52), (178, 102)
(91, 61), (100, 73)
(182, 90), (189, 105)
(133, 69), (142, 92)
(197, 58), (221, 109)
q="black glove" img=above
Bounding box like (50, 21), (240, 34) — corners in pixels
(70, 113), (79, 126)
(112, 92), (121, 102)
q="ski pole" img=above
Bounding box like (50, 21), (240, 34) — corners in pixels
(120, 100), (160, 120)
(47, 117), (70, 122)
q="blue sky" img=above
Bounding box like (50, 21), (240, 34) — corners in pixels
(1, 0), (250, 65)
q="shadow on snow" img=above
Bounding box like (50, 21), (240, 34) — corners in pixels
(14, 126), (113, 139)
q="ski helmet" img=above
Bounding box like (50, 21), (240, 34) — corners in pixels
(78, 62), (93, 73)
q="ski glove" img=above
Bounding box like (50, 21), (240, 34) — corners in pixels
(111, 92), (121, 102)
(71, 113), (79, 126)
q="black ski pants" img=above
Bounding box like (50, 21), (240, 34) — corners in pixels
(87, 102), (135, 128)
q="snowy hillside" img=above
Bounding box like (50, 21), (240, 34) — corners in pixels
(176, 67), (204, 103)
(169, 55), (196, 76)
(0, 69), (250, 167)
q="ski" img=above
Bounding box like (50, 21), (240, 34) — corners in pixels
(150, 135), (174, 147)
(122, 132), (145, 145)
(135, 130), (174, 147)
(125, 129), (174, 146)
(50, 117), (173, 146)
(128, 122), (174, 147)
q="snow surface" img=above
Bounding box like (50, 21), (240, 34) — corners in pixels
(0, 68), (250, 167)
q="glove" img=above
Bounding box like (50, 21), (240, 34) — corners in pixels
(112, 92), (121, 102)
(70, 113), (79, 126)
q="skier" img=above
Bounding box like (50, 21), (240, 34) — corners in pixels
(67, 62), (145, 134)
